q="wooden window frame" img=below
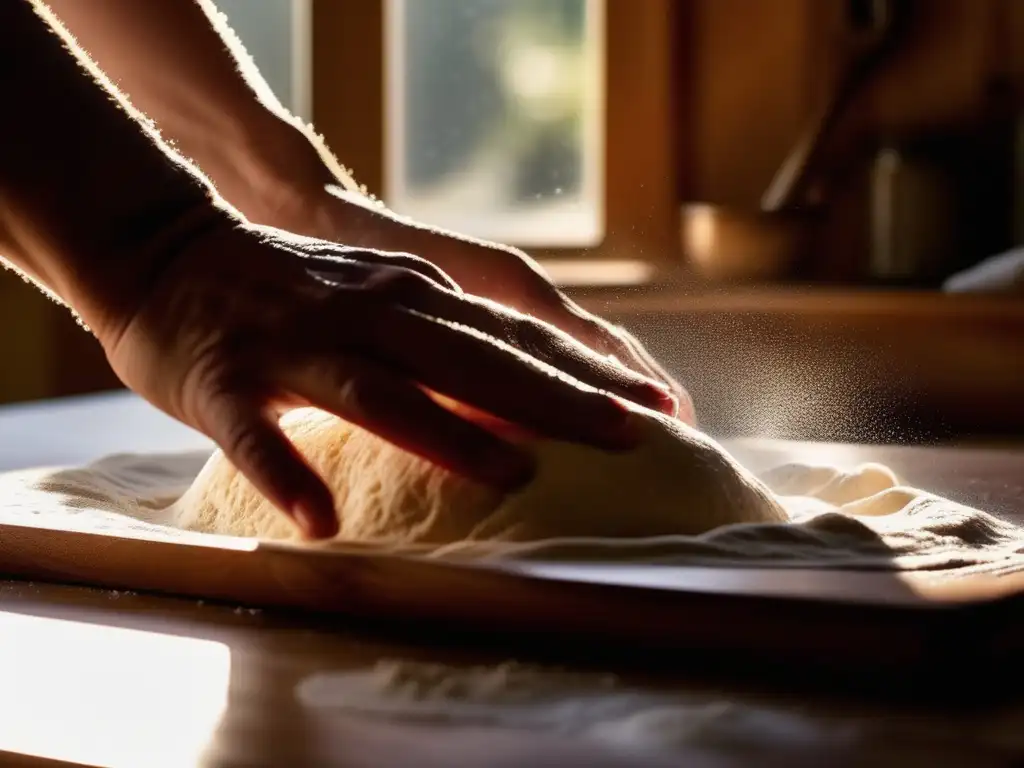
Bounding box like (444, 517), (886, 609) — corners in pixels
(312, 0), (686, 275)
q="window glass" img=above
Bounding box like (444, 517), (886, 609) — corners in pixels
(385, 0), (605, 246)
(215, 0), (311, 119)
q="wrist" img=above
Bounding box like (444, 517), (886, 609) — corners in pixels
(203, 114), (341, 226)
(75, 198), (234, 351)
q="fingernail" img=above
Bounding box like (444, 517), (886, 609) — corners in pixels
(292, 500), (338, 540)
(651, 385), (679, 416)
(634, 378), (676, 412)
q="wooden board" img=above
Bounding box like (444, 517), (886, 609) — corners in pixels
(1, 513), (1022, 701)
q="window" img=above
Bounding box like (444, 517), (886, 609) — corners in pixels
(384, 0), (605, 247)
(216, 0), (312, 121)
(314, 0), (681, 277)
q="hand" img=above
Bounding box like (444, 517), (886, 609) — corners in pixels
(256, 186), (695, 424)
(100, 221), (676, 539)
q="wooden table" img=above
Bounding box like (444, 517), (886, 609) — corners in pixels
(0, 393), (1022, 767)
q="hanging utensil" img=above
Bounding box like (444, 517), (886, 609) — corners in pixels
(683, 0), (910, 282)
(761, 0), (907, 214)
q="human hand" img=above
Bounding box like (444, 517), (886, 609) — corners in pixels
(99, 220), (676, 539)
(255, 186), (694, 424)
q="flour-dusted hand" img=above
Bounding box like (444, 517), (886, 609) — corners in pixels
(102, 222), (674, 538)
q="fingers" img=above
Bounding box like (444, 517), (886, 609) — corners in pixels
(250, 223), (461, 291)
(307, 245), (461, 292)
(575, 315), (679, 412)
(553, 300), (694, 424)
(614, 327), (696, 425)
(282, 358), (535, 491)
(346, 269), (675, 416)
(321, 300), (640, 451)
(201, 394), (339, 539)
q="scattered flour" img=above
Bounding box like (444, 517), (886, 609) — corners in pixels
(294, 659), (1022, 765)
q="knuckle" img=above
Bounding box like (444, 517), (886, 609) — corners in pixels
(516, 315), (565, 358)
(310, 259), (369, 285)
(518, 319), (550, 351)
(177, 351), (244, 432)
(184, 354), (271, 444)
(392, 252), (459, 291)
(508, 316), (561, 363)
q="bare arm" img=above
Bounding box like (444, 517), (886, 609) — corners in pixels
(40, 0), (352, 223)
(0, 0), (229, 340)
(38, 0), (689, 417)
(0, 0), (663, 538)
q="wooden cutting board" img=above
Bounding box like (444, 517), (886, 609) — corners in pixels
(1, 512), (1022, 702)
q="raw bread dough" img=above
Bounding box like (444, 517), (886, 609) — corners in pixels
(172, 403), (788, 546)
(4, 417), (1022, 576)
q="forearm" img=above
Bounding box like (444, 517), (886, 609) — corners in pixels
(42, 0), (354, 219)
(0, 0), (230, 339)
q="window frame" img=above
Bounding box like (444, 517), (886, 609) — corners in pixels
(311, 0), (686, 272)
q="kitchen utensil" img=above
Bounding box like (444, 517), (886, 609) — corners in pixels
(683, 0), (909, 283)
(868, 134), (960, 284)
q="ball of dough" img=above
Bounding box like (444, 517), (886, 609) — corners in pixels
(172, 404), (788, 547)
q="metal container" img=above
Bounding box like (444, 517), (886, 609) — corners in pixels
(868, 139), (959, 284)
(681, 205), (809, 282)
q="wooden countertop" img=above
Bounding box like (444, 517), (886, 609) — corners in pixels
(567, 283), (1024, 318)
(1, 569), (1019, 768)
(0, 394), (1023, 766)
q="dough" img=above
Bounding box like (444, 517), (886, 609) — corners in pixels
(5, 417), (1022, 576)
(171, 402), (788, 547)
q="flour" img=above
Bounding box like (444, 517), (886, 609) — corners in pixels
(294, 659), (1019, 766)
(2, 429), (1023, 577)
(297, 660), (621, 722)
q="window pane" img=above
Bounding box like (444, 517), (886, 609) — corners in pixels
(215, 0), (311, 119)
(385, 0), (605, 247)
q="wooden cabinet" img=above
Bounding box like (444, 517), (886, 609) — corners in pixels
(0, 271), (119, 406)
(0, 270), (52, 404)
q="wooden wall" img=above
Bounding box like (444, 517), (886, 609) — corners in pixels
(683, 0), (825, 207)
(0, 274), (119, 406)
(681, 0), (1024, 208)
(0, 272), (54, 404)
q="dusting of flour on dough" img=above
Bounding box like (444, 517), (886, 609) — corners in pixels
(171, 404), (787, 548)
(5, 437), (1023, 577)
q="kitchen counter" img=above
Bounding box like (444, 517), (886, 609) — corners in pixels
(0, 393), (1022, 767)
